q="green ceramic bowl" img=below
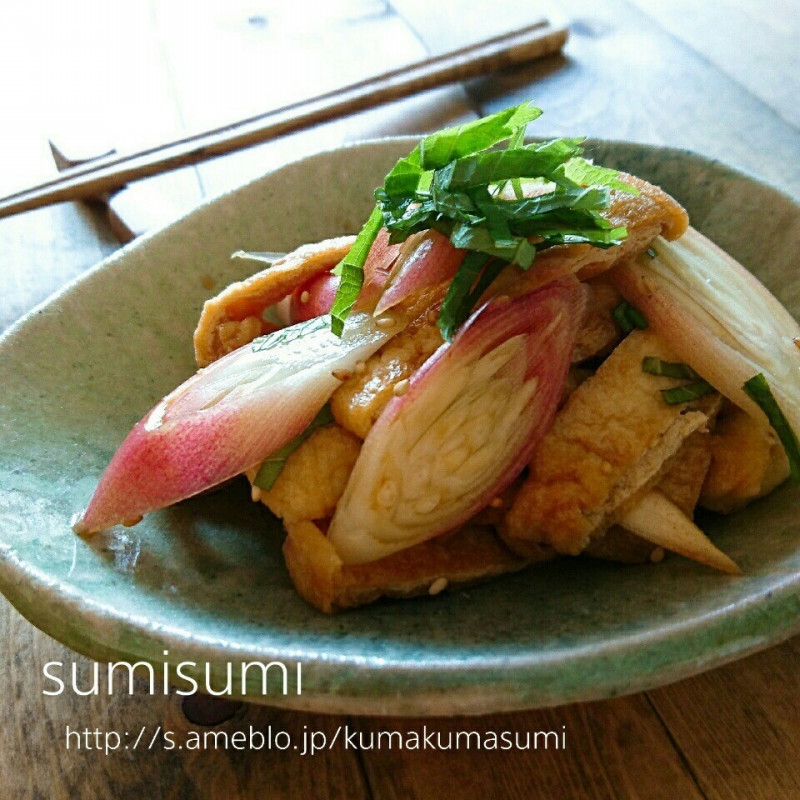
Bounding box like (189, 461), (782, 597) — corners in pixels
(0, 139), (798, 715)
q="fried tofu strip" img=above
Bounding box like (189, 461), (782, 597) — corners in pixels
(700, 403), (790, 513)
(584, 429), (713, 563)
(247, 422), (539, 613)
(656, 427), (715, 515)
(284, 520), (535, 613)
(573, 173), (688, 279)
(247, 424), (361, 524)
(504, 329), (718, 555)
(330, 283), (447, 439)
(194, 236), (355, 367)
(571, 276), (624, 362)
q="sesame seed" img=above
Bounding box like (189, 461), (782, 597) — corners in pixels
(122, 515), (143, 527)
(489, 497), (503, 509)
(251, 485), (263, 502)
(332, 369), (352, 381)
(393, 378), (410, 397)
(429, 578), (448, 596)
(375, 314), (396, 330)
(300, 290), (310, 304)
(650, 547), (665, 563)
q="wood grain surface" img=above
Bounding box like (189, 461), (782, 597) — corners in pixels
(0, 1), (798, 798)
(0, 20), (568, 219)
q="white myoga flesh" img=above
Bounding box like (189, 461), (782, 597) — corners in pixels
(328, 279), (589, 564)
(619, 491), (740, 574)
(74, 312), (396, 534)
(612, 226), (800, 433)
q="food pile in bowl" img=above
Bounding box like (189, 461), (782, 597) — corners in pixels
(74, 103), (800, 612)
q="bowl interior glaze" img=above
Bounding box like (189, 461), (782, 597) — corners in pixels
(0, 138), (798, 715)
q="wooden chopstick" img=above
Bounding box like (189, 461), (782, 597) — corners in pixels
(0, 20), (567, 220)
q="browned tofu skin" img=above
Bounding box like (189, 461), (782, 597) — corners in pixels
(330, 283), (447, 439)
(504, 329), (716, 555)
(573, 173), (689, 279)
(571, 276), (624, 362)
(194, 236), (355, 367)
(584, 428), (713, 563)
(284, 520), (535, 613)
(251, 424), (361, 524)
(700, 403), (790, 513)
(657, 428), (715, 516)
(581, 527), (657, 564)
(330, 316), (442, 439)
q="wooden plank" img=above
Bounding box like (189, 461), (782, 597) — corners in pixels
(627, 0), (800, 129)
(0, 0), (186, 326)
(0, 0), (202, 246)
(67, 0), (477, 238)
(0, 601), (369, 799)
(353, 697), (706, 800)
(150, 0), (475, 200)
(397, 0), (800, 199)
(3, 23), (569, 222)
(646, 639), (800, 800)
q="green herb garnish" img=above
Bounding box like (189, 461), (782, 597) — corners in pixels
(330, 205), (384, 336)
(253, 405), (335, 491)
(641, 357), (701, 380)
(555, 159), (639, 193)
(743, 373), (800, 481)
(613, 300), (648, 333)
(660, 380), (715, 405)
(438, 251), (498, 342)
(434, 139), (585, 192)
(418, 104), (543, 170)
(642, 356), (714, 405)
(330, 101), (637, 340)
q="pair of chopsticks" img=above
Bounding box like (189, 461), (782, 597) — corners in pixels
(0, 20), (567, 220)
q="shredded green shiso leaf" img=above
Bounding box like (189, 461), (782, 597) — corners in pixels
(614, 300), (648, 333)
(438, 251), (504, 342)
(641, 356), (701, 380)
(743, 373), (800, 481)
(330, 101), (637, 340)
(660, 380), (715, 405)
(253, 404), (335, 491)
(329, 206), (384, 336)
(642, 356), (715, 405)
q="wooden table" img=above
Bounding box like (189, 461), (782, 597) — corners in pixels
(1, 1), (798, 797)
